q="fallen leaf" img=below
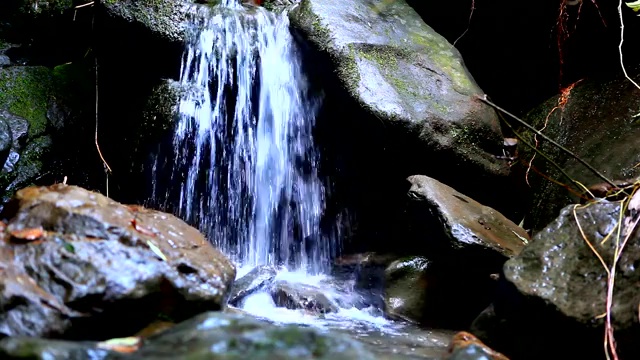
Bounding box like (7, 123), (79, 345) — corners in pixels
(147, 240), (167, 262)
(10, 227), (45, 242)
(131, 218), (156, 237)
(97, 336), (141, 353)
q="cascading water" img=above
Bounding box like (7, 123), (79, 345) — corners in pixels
(171, 1), (332, 273)
(156, 1), (427, 349)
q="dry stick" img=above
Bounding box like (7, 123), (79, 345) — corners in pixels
(497, 112), (586, 195)
(478, 95), (620, 190)
(618, 0), (640, 91)
(92, 10), (112, 175)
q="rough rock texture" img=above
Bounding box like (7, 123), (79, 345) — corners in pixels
(472, 201), (640, 359)
(0, 66), (60, 203)
(0, 184), (235, 339)
(517, 67), (640, 231)
(406, 175), (527, 257)
(0, 312), (379, 359)
(99, 0), (190, 43)
(289, 0), (507, 179)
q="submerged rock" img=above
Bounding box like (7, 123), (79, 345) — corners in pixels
(406, 175), (527, 258)
(0, 312), (379, 359)
(289, 0), (508, 180)
(473, 201), (640, 359)
(0, 184), (235, 339)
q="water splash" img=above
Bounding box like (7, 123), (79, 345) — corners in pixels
(171, 2), (332, 273)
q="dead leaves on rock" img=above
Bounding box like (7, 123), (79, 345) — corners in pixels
(448, 331), (509, 360)
(8, 227), (45, 243)
(97, 336), (141, 353)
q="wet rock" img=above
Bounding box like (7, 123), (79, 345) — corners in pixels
(384, 256), (431, 324)
(384, 255), (497, 328)
(99, 0), (190, 43)
(270, 280), (339, 314)
(0, 312), (380, 359)
(0, 184), (235, 339)
(0, 116), (11, 165)
(228, 265), (278, 306)
(289, 0), (508, 180)
(406, 175), (527, 258)
(518, 68), (640, 230)
(445, 332), (508, 360)
(0, 336), (111, 360)
(472, 201), (640, 359)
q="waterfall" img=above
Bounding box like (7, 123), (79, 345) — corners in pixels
(167, 1), (333, 273)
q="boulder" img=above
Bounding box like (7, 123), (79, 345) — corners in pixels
(228, 265), (278, 306)
(517, 68), (640, 230)
(0, 312), (380, 359)
(472, 201), (640, 359)
(289, 0), (508, 180)
(406, 175), (527, 258)
(383, 255), (498, 328)
(270, 280), (339, 314)
(0, 184), (235, 339)
(98, 0), (190, 43)
(445, 332), (508, 360)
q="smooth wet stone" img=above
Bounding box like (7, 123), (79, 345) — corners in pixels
(229, 265), (278, 306)
(445, 332), (508, 360)
(0, 184), (235, 339)
(270, 280), (339, 314)
(406, 175), (527, 258)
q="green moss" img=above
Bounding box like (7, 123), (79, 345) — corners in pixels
(0, 67), (53, 137)
(408, 30), (475, 93)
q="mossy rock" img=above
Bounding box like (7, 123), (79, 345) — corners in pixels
(289, 0), (507, 180)
(0, 66), (54, 137)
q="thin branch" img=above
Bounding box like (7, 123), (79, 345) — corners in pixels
(92, 8), (112, 174)
(498, 112), (586, 194)
(478, 95), (619, 189)
(618, 0), (640, 91)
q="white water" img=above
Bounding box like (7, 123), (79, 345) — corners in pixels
(167, 0), (411, 344)
(173, 2), (333, 273)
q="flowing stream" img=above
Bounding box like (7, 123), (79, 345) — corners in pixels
(160, 1), (451, 357)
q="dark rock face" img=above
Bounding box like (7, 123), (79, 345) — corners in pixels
(0, 184), (235, 340)
(517, 68), (640, 231)
(382, 176), (526, 328)
(472, 201), (640, 359)
(0, 312), (379, 360)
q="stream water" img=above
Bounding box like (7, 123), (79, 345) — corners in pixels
(162, 1), (452, 358)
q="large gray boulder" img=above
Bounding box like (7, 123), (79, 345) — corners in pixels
(472, 200), (640, 359)
(0, 184), (235, 339)
(0, 312), (379, 360)
(289, 0), (508, 180)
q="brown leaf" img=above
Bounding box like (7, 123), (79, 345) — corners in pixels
(10, 227), (45, 242)
(97, 337), (141, 353)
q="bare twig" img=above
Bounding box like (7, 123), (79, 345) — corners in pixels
(618, 0), (640, 91)
(478, 95), (620, 190)
(454, 0), (475, 46)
